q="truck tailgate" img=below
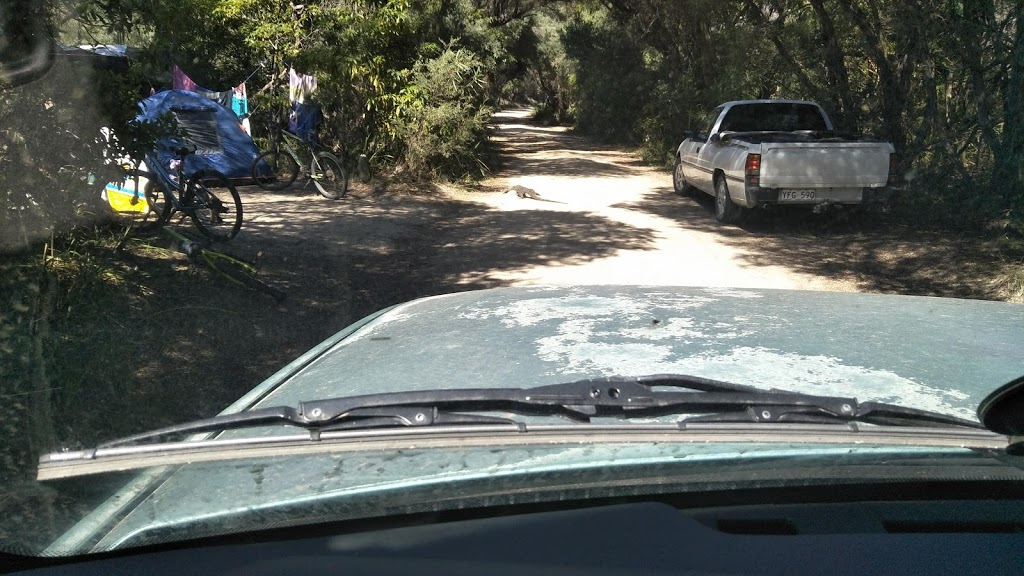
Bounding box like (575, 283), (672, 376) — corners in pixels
(759, 142), (891, 189)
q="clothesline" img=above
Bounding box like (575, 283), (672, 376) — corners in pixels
(172, 63), (322, 140)
(172, 64), (254, 134)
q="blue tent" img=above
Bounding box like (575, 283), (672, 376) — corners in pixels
(137, 90), (259, 180)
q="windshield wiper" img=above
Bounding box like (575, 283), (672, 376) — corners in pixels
(97, 374), (984, 449)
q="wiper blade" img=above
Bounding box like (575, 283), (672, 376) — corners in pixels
(683, 401), (983, 429)
(96, 374), (983, 449)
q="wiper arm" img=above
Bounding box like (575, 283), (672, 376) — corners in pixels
(96, 374), (983, 449)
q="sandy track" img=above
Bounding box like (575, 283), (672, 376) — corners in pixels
(449, 109), (855, 292)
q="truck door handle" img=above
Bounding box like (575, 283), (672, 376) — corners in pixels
(696, 146), (701, 154)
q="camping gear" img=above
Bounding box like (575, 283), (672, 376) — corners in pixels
(137, 90), (260, 180)
(172, 65), (250, 133)
(102, 161), (152, 214)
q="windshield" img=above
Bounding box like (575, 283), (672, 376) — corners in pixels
(718, 103), (829, 132)
(3, 0), (1024, 562)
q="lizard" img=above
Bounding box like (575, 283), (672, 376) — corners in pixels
(503, 184), (566, 204)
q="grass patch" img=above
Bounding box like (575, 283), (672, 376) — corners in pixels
(0, 225), (188, 478)
(996, 263), (1024, 303)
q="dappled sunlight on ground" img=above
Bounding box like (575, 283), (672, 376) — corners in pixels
(6, 106), (1013, 488)
(454, 111), (852, 291)
(101, 107), (1016, 444)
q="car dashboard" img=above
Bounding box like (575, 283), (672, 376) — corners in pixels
(9, 482), (1024, 576)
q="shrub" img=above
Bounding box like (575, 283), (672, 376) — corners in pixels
(395, 46), (494, 180)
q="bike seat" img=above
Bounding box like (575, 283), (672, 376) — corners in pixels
(166, 138), (197, 157)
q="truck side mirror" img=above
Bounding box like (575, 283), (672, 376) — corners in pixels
(0, 0), (54, 87)
(708, 133), (721, 143)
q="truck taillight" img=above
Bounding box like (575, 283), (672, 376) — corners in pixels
(745, 153), (761, 186)
(888, 153), (899, 185)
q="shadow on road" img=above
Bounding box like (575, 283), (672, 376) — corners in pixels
(94, 181), (658, 441)
(490, 123), (646, 177)
(58, 107), (1010, 449)
(428, 206), (658, 289)
(502, 156), (635, 179)
(615, 184), (1006, 300)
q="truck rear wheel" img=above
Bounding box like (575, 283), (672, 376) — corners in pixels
(714, 176), (743, 224)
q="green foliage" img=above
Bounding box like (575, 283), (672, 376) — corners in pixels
(129, 0), (510, 180)
(2, 57), (120, 252)
(522, 0), (1024, 230)
(395, 45), (494, 179)
(560, 14), (650, 142)
(515, 9), (573, 124)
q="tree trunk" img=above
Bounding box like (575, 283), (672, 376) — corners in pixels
(993, 1), (1024, 207)
(835, 0), (906, 149)
(808, 0), (858, 131)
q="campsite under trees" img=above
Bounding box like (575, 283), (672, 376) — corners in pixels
(4, 0), (1024, 235)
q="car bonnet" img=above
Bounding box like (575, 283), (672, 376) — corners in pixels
(56, 286), (1024, 552)
(258, 285), (1024, 418)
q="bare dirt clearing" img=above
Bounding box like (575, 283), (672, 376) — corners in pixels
(19, 107), (1023, 450)
(116, 107), (1019, 436)
(446, 109), (1019, 299)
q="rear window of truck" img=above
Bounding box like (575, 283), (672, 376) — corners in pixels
(719, 104), (828, 132)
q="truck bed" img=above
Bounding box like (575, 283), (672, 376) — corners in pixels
(757, 141), (891, 189)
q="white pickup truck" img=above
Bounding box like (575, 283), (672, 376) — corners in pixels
(673, 100), (896, 223)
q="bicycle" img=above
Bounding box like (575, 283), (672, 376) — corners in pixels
(161, 227), (286, 301)
(251, 124), (349, 199)
(125, 139), (244, 242)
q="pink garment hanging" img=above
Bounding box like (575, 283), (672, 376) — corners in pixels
(172, 64), (251, 135)
(172, 64), (200, 92)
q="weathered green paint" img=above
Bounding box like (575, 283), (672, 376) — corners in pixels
(52, 286), (1024, 554)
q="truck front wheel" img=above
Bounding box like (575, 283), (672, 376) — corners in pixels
(673, 156), (694, 196)
(715, 176), (743, 224)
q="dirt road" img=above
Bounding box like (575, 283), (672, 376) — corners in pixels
(231, 107), (1011, 326)
(97, 105), (998, 455)
(3, 105), (1013, 489)
(450, 109), (853, 291)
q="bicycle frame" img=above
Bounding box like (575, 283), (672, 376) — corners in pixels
(162, 227), (250, 275)
(116, 138), (244, 241)
(276, 129), (317, 167)
(253, 119), (348, 199)
(161, 227), (285, 300)
(130, 153), (188, 210)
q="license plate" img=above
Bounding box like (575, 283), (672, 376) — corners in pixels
(779, 189), (816, 201)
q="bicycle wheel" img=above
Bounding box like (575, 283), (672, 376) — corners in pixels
(185, 171), (243, 242)
(310, 152), (349, 199)
(252, 149), (299, 191)
(131, 179), (173, 236)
